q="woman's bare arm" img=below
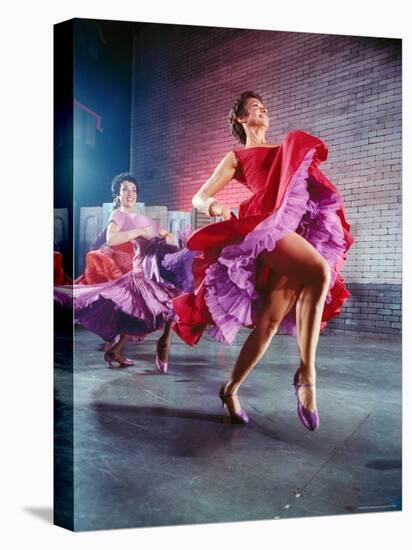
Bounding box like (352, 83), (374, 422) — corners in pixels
(192, 152), (237, 219)
(106, 221), (155, 246)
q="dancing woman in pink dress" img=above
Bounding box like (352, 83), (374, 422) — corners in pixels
(173, 92), (354, 430)
(100, 175), (177, 370)
(55, 174), (195, 371)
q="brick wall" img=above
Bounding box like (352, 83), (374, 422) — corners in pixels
(130, 24), (401, 338)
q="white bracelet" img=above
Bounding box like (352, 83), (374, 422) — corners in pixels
(192, 194), (218, 216)
(204, 197), (218, 216)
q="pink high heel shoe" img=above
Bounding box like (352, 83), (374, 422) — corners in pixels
(104, 351), (134, 368)
(293, 369), (319, 431)
(219, 385), (249, 424)
(155, 341), (168, 373)
(155, 354), (168, 373)
(118, 355), (134, 366)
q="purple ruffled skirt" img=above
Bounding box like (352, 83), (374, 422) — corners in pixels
(140, 237), (196, 292)
(54, 237), (196, 342)
(74, 273), (178, 342)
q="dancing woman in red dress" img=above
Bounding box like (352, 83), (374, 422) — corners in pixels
(173, 92), (354, 430)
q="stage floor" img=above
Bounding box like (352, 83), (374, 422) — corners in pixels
(54, 327), (402, 531)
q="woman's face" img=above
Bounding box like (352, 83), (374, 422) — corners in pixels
(239, 97), (269, 129)
(118, 180), (138, 209)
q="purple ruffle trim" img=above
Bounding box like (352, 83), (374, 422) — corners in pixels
(54, 236), (196, 341)
(162, 247), (197, 292)
(55, 269), (179, 342)
(140, 237), (196, 292)
(54, 285), (73, 308)
(73, 273), (179, 342)
(204, 148), (347, 345)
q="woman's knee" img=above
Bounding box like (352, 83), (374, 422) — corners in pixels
(260, 315), (281, 336)
(306, 259), (331, 290)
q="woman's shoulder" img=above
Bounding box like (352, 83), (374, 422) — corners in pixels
(220, 150), (238, 164)
(108, 208), (124, 224)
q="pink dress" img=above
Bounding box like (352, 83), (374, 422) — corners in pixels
(55, 209), (194, 342)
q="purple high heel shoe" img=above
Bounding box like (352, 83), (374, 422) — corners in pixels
(219, 385), (250, 424)
(155, 341), (168, 373)
(104, 351), (133, 368)
(293, 370), (319, 431)
(155, 354), (168, 373)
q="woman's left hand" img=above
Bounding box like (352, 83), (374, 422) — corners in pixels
(160, 229), (175, 245)
(221, 205), (232, 220)
(165, 232), (175, 245)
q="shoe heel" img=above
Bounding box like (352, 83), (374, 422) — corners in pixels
(104, 352), (114, 368)
(219, 386), (225, 408)
(219, 385), (249, 424)
(155, 340), (169, 373)
(293, 369), (319, 432)
(155, 353), (168, 373)
(104, 351), (130, 369)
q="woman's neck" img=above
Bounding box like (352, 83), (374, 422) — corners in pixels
(244, 127), (267, 147)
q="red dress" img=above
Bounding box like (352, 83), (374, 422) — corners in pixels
(173, 130), (354, 346)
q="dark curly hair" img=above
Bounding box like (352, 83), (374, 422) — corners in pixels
(111, 173), (139, 209)
(228, 91), (263, 144)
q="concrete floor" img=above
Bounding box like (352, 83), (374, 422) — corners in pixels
(54, 326), (402, 531)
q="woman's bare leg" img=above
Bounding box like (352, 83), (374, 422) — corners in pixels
(260, 232), (331, 411)
(104, 334), (133, 367)
(115, 334), (134, 362)
(110, 334), (129, 354)
(223, 273), (302, 415)
(223, 232), (330, 417)
(103, 341), (114, 353)
(157, 321), (173, 363)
